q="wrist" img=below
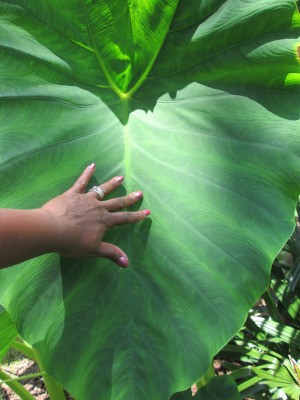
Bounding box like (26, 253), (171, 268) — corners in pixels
(35, 208), (63, 254)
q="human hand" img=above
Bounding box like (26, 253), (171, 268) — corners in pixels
(41, 163), (150, 267)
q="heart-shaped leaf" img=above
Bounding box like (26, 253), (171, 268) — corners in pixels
(0, 1), (299, 399)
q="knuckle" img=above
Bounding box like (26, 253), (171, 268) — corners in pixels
(138, 211), (144, 221)
(118, 197), (124, 209)
(110, 248), (118, 259)
(124, 211), (130, 224)
(76, 178), (86, 187)
(112, 177), (119, 187)
(103, 211), (114, 229)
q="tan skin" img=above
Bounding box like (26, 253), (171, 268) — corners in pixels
(0, 163), (150, 269)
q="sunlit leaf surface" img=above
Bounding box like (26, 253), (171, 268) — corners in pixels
(0, 1), (299, 399)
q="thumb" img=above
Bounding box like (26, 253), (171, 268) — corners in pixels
(96, 242), (129, 268)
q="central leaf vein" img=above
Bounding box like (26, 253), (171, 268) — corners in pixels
(79, 0), (123, 98)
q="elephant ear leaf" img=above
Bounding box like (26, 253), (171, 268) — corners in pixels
(0, 1), (300, 400)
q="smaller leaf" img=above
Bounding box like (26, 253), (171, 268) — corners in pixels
(254, 363), (300, 400)
(0, 309), (18, 363)
(195, 375), (242, 400)
(270, 279), (300, 321)
(220, 344), (282, 364)
(251, 316), (300, 348)
(287, 356), (300, 385)
(170, 375), (242, 400)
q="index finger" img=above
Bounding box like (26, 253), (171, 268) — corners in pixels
(70, 163), (96, 193)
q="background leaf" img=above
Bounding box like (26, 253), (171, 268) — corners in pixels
(0, 1), (300, 399)
(0, 309), (17, 363)
(170, 375), (242, 400)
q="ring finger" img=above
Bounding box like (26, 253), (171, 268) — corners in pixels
(87, 175), (124, 200)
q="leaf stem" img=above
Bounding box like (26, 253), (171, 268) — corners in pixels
(196, 360), (215, 389)
(0, 369), (36, 400)
(32, 348), (66, 400)
(11, 338), (36, 360)
(0, 371), (45, 384)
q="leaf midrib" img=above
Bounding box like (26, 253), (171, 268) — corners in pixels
(80, 0), (181, 99)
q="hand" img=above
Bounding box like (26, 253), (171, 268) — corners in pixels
(41, 163), (150, 267)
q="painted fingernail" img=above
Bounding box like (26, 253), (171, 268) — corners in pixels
(133, 191), (143, 199)
(89, 162), (96, 170)
(115, 176), (124, 183)
(118, 257), (128, 268)
(143, 210), (151, 217)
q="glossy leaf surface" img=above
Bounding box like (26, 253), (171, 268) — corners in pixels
(0, 1), (300, 399)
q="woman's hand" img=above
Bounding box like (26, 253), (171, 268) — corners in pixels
(41, 163), (150, 267)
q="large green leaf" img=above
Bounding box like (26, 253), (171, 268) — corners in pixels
(0, 1), (299, 399)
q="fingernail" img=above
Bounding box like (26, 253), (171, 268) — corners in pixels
(115, 176), (124, 183)
(133, 191), (143, 199)
(118, 257), (128, 268)
(143, 210), (151, 217)
(89, 162), (96, 170)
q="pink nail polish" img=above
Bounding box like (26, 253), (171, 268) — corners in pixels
(133, 191), (143, 199)
(143, 210), (151, 217)
(115, 176), (124, 183)
(118, 257), (128, 268)
(89, 162), (95, 170)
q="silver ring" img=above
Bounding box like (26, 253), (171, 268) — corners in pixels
(89, 186), (105, 200)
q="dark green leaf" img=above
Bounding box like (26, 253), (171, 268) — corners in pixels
(0, 1), (299, 399)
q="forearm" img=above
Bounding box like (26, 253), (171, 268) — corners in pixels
(0, 208), (58, 268)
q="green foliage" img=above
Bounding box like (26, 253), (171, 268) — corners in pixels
(0, 1), (299, 399)
(0, 310), (17, 363)
(218, 204), (300, 399)
(170, 375), (242, 400)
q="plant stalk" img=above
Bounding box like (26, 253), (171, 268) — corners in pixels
(196, 361), (215, 389)
(33, 348), (66, 400)
(11, 338), (36, 360)
(0, 369), (36, 400)
(0, 371), (45, 384)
